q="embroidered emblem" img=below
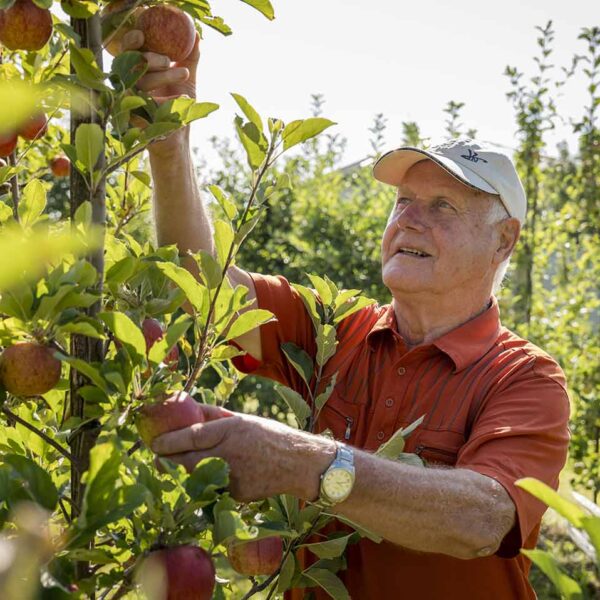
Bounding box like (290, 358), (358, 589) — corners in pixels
(460, 149), (488, 163)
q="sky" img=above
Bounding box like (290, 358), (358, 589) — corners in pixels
(190, 0), (599, 170)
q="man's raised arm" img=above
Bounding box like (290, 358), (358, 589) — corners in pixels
(120, 30), (262, 361)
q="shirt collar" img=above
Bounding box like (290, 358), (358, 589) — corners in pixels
(366, 297), (501, 372)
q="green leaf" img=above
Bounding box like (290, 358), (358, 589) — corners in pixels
(18, 179), (46, 227)
(214, 219), (235, 270)
(333, 296), (376, 325)
(106, 256), (137, 284)
(154, 262), (208, 314)
(148, 314), (192, 365)
(212, 496), (251, 545)
(291, 283), (321, 331)
(235, 115), (266, 170)
(197, 250), (223, 289)
(231, 93), (263, 134)
(516, 478), (587, 528)
(109, 51), (148, 90)
(57, 354), (109, 393)
(302, 534), (353, 559)
(521, 549), (582, 599)
(69, 44), (110, 92)
(240, 0), (275, 20)
(277, 553), (296, 593)
(282, 118), (336, 151)
(303, 568), (350, 600)
(2, 454), (58, 511)
(316, 324), (337, 367)
(99, 311), (146, 363)
(315, 372), (338, 412)
(209, 185), (238, 220)
(75, 123), (104, 174)
(281, 341), (314, 388)
(275, 386), (310, 429)
(224, 309), (274, 340)
(376, 415), (425, 460)
(308, 274), (333, 306)
(185, 457), (229, 503)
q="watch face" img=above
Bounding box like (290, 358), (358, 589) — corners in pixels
(323, 468), (354, 501)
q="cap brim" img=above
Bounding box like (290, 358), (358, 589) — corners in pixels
(373, 147), (499, 195)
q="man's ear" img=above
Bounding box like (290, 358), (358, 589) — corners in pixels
(494, 217), (520, 264)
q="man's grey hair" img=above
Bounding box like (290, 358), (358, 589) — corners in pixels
(486, 197), (512, 295)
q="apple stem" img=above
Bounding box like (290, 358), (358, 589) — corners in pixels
(1, 406), (82, 469)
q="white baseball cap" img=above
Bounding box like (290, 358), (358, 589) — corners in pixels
(372, 138), (527, 224)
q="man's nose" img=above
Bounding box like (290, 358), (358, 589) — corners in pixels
(394, 202), (428, 231)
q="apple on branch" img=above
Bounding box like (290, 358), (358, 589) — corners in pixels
(137, 545), (216, 600)
(135, 5), (195, 62)
(18, 112), (48, 141)
(227, 536), (284, 576)
(50, 156), (70, 177)
(0, 0), (52, 51)
(134, 391), (206, 447)
(0, 342), (61, 397)
(0, 132), (17, 157)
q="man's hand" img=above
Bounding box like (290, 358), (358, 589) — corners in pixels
(118, 29), (200, 154)
(120, 29), (200, 101)
(151, 409), (336, 503)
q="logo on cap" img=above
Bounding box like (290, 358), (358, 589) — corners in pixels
(460, 149), (488, 164)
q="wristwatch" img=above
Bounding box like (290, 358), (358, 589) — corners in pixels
(317, 443), (356, 507)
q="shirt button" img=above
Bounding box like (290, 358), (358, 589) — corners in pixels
(397, 366), (406, 375)
(385, 397), (394, 407)
(376, 431), (385, 441)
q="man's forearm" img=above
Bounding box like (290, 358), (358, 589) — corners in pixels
(298, 445), (516, 560)
(149, 131), (214, 258)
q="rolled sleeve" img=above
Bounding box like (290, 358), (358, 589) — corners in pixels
(457, 361), (570, 557)
(230, 273), (317, 392)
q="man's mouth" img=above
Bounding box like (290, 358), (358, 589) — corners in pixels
(395, 247), (431, 258)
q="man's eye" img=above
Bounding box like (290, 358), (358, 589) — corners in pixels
(396, 197), (410, 206)
(437, 199), (455, 210)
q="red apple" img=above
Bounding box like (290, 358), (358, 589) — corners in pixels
(50, 156), (70, 177)
(0, 342), (61, 396)
(136, 5), (195, 62)
(138, 545), (215, 600)
(142, 317), (179, 372)
(134, 390), (205, 447)
(18, 112), (47, 140)
(227, 536), (284, 576)
(0, 131), (17, 157)
(0, 0), (52, 51)
(101, 0), (144, 57)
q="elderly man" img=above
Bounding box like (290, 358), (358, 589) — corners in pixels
(129, 32), (570, 600)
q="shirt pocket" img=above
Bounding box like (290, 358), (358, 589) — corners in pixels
(316, 395), (364, 444)
(413, 430), (465, 467)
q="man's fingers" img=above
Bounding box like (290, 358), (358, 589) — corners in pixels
(199, 404), (235, 422)
(151, 418), (231, 455)
(142, 52), (171, 71)
(136, 67), (189, 92)
(120, 29), (144, 51)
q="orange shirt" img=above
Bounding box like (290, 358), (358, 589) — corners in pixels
(232, 273), (570, 600)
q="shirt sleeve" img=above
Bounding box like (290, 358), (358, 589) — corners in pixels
(229, 272), (317, 393)
(456, 355), (571, 558)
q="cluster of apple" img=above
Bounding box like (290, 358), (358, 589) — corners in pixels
(135, 390), (284, 597)
(0, 110), (70, 176)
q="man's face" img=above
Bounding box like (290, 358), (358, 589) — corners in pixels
(381, 160), (501, 297)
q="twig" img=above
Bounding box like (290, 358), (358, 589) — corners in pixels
(184, 139), (277, 393)
(127, 440), (141, 456)
(1, 406), (80, 468)
(58, 497), (72, 524)
(8, 151), (19, 222)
